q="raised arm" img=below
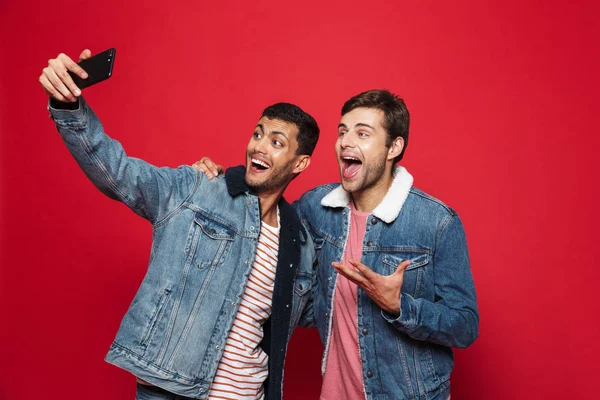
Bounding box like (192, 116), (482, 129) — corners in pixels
(40, 50), (201, 224)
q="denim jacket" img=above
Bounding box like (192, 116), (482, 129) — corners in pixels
(49, 98), (315, 399)
(296, 166), (479, 400)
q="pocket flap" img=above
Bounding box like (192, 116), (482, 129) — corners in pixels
(194, 214), (235, 240)
(313, 237), (325, 250)
(294, 273), (312, 296)
(383, 253), (429, 271)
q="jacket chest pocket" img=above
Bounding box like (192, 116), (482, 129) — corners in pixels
(184, 213), (235, 269)
(382, 253), (430, 298)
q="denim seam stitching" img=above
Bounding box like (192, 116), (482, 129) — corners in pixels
(76, 134), (133, 210)
(153, 170), (202, 229)
(110, 342), (200, 383)
(409, 188), (456, 215)
(183, 201), (255, 238)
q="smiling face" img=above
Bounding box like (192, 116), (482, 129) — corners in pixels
(245, 116), (304, 193)
(336, 107), (401, 194)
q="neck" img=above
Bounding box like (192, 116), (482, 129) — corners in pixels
(257, 185), (287, 227)
(351, 167), (395, 213)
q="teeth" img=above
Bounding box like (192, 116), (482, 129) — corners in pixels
(342, 156), (360, 161)
(252, 158), (270, 168)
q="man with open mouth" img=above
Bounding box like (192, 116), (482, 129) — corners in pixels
(40, 49), (320, 400)
(196, 89), (479, 400)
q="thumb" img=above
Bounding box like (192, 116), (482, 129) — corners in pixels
(79, 49), (92, 61)
(395, 260), (411, 276)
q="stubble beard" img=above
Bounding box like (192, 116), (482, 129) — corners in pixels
(342, 153), (387, 195)
(246, 161), (294, 193)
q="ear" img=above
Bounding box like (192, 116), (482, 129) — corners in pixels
(387, 137), (404, 161)
(292, 155), (311, 174)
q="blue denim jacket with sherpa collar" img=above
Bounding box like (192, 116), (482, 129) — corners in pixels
(49, 98), (315, 400)
(296, 166), (479, 400)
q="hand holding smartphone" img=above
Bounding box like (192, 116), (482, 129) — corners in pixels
(68, 48), (116, 90)
(39, 48), (116, 103)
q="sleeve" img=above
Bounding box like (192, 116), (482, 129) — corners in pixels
(49, 97), (202, 225)
(381, 215), (480, 348)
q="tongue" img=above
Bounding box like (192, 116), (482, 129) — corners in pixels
(343, 162), (361, 179)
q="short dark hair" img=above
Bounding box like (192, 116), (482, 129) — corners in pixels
(341, 89), (410, 163)
(261, 103), (320, 156)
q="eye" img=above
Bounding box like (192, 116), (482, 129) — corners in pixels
(358, 131), (368, 138)
(253, 131), (262, 139)
(272, 139), (283, 147)
(338, 131), (347, 137)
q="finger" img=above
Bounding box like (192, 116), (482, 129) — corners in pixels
(39, 72), (68, 102)
(332, 262), (368, 286)
(192, 161), (215, 179)
(394, 260), (411, 276)
(201, 157), (221, 176)
(79, 49), (92, 61)
(46, 61), (78, 102)
(56, 57), (85, 97)
(53, 54), (84, 91)
(61, 53), (88, 81)
(348, 259), (376, 279)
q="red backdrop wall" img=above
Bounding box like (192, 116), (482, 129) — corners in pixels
(1, 0), (599, 399)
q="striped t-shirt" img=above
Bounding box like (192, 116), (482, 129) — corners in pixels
(208, 218), (280, 400)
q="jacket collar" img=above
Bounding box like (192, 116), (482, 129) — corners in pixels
(320, 165), (414, 224)
(225, 165), (251, 196)
(225, 165), (306, 242)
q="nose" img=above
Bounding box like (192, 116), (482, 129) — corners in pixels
(254, 136), (268, 154)
(339, 131), (355, 149)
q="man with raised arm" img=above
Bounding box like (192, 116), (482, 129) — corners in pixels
(40, 49), (320, 400)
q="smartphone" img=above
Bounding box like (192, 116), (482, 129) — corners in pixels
(68, 48), (116, 90)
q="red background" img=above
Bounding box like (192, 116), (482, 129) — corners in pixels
(1, 0), (599, 399)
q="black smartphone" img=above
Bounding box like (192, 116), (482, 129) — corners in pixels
(68, 48), (116, 90)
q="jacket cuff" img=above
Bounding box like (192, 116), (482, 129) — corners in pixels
(48, 97), (87, 126)
(381, 293), (417, 330)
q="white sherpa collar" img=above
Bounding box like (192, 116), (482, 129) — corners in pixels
(320, 166), (414, 223)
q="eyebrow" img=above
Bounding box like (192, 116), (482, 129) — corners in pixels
(256, 124), (289, 139)
(337, 122), (374, 130)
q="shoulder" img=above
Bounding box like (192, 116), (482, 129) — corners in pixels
(298, 183), (339, 205)
(407, 187), (458, 217)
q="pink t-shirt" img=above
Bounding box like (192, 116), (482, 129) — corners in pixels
(320, 203), (370, 400)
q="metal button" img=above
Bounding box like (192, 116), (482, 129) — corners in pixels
(328, 277), (332, 281)
(216, 345), (220, 350)
(367, 371), (373, 378)
(290, 263), (293, 268)
(245, 260), (249, 264)
(199, 388), (204, 393)
(209, 228), (216, 235)
(250, 226), (255, 231)
(362, 328), (368, 335)
(232, 302), (236, 306)
(367, 241), (373, 247)
(286, 304), (290, 308)
(371, 218), (377, 225)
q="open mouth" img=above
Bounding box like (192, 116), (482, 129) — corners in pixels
(250, 157), (271, 173)
(341, 156), (362, 179)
